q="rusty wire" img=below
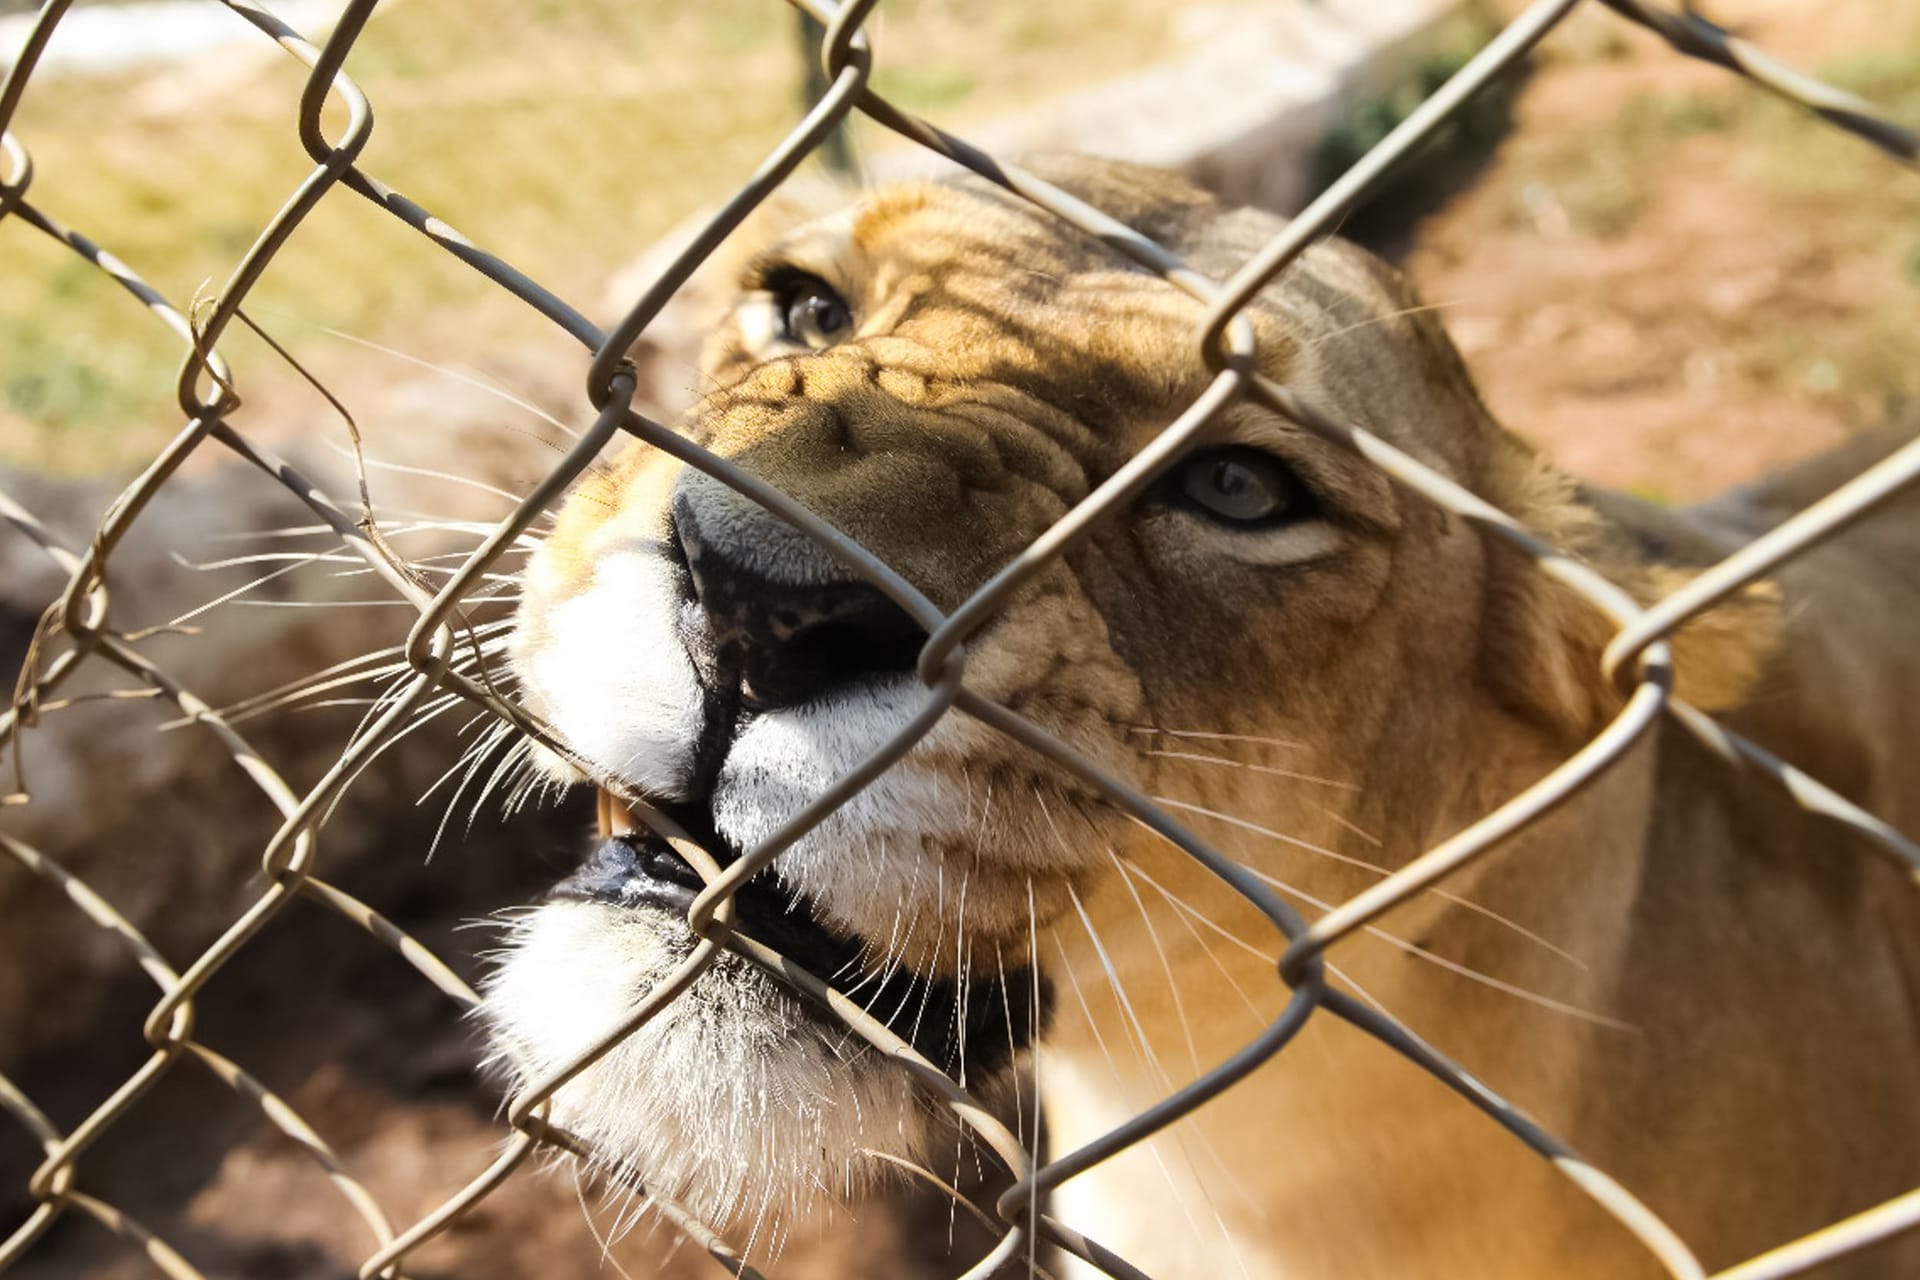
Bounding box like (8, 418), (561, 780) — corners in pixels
(2, 0), (1918, 1277)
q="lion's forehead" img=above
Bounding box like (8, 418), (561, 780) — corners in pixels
(539, 176), (1448, 608)
(760, 185), (1221, 395)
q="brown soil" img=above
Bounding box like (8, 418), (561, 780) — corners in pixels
(1402, 1), (1920, 501)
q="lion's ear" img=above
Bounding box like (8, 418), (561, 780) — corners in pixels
(1480, 473), (1780, 738)
(1624, 561), (1780, 713)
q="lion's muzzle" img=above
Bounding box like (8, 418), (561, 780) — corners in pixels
(669, 466), (926, 716)
(550, 795), (1049, 1085)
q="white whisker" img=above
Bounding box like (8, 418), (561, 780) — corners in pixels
(1106, 847), (1203, 1079)
(318, 689), (465, 826)
(1126, 725), (1304, 751)
(1115, 849), (1391, 1027)
(1146, 748), (1359, 791)
(1314, 802), (1383, 849)
(162, 556), (312, 629)
(318, 325), (583, 437)
(172, 549), (363, 571)
(1047, 927), (1214, 1261)
(321, 440), (534, 507)
(1026, 880), (1042, 1278)
(1150, 795), (1586, 971)
(1231, 862), (1634, 1032)
(1042, 804), (1252, 1276)
(217, 518), (533, 542)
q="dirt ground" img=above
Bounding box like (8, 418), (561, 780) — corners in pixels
(1401, 1), (1920, 501)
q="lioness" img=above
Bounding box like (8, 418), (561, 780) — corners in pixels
(484, 157), (1920, 1278)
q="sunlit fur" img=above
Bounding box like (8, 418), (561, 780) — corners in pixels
(486, 156), (1920, 1276)
(484, 901), (925, 1245)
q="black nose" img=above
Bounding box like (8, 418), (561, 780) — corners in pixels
(670, 471), (925, 712)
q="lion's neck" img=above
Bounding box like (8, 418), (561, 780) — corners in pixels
(1037, 724), (1649, 1278)
(1037, 700), (1920, 1278)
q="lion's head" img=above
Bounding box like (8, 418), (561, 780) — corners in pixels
(482, 156), (1776, 1253)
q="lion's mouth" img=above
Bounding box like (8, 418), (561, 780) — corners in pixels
(550, 789), (1050, 1079)
(550, 792), (870, 991)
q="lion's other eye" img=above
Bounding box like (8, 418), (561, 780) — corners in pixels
(778, 275), (853, 349)
(1171, 448), (1310, 526)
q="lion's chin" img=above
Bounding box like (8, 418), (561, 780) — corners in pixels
(482, 898), (930, 1238)
(481, 823), (1050, 1243)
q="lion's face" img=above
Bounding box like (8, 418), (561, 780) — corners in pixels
(484, 160), (1565, 1238)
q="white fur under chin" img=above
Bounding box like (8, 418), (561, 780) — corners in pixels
(502, 545), (1069, 1234)
(482, 902), (929, 1242)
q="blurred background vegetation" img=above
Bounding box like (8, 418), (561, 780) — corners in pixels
(1, 0), (1916, 488)
(0, 0), (1204, 473)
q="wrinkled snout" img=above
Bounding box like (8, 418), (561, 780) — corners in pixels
(669, 468), (926, 713)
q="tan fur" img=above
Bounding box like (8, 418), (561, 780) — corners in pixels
(492, 157), (1920, 1277)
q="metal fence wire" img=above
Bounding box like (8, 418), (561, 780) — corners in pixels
(3, 0), (1919, 1277)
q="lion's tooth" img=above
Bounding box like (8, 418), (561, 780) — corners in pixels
(596, 787), (638, 839)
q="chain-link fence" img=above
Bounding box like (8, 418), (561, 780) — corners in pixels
(3, 0), (1918, 1277)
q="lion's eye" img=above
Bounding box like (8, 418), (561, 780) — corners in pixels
(1171, 447), (1309, 526)
(777, 275), (852, 349)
